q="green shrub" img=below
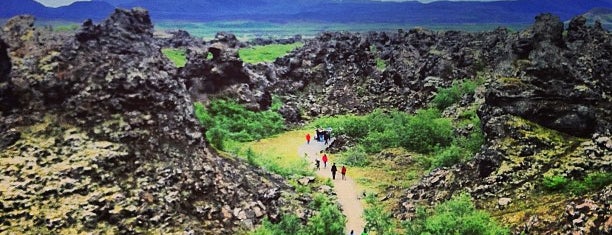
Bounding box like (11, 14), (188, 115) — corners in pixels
(252, 194), (345, 235)
(583, 172), (612, 190)
(398, 108), (454, 154)
(370, 45), (387, 71)
(311, 109), (453, 155)
(239, 43), (303, 64)
(194, 100), (285, 144)
(543, 172), (612, 194)
(542, 175), (569, 191)
(341, 145), (370, 167)
(162, 48), (187, 67)
(431, 79), (478, 110)
(364, 194), (398, 235)
(405, 193), (509, 235)
(432, 144), (468, 168)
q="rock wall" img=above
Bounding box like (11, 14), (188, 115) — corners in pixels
(395, 14), (611, 234)
(0, 9), (303, 234)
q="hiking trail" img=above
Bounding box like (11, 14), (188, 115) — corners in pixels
(298, 139), (365, 234)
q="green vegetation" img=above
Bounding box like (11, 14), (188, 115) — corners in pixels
(252, 194), (346, 235)
(311, 109), (453, 154)
(162, 48), (187, 67)
(431, 79), (480, 110)
(370, 45), (387, 71)
(310, 107), (485, 170)
(155, 20), (530, 40)
(194, 99), (284, 150)
(405, 193), (509, 235)
(53, 24), (78, 32)
(542, 172), (612, 195)
(364, 194), (398, 235)
(239, 43), (303, 64)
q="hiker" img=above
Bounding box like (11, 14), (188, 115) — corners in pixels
(331, 163), (338, 180)
(324, 131), (329, 145)
(341, 165), (347, 180)
(361, 228), (368, 235)
(350, 230), (354, 235)
(315, 159), (320, 170)
(306, 133), (311, 144)
(322, 153), (328, 168)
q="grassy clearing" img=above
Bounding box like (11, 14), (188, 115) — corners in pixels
(162, 48), (187, 67)
(239, 43), (303, 64)
(228, 129), (313, 177)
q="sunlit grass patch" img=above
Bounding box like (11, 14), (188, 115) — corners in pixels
(233, 130), (313, 177)
(239, 43), (303, 64)
(162, 48), (187, 67)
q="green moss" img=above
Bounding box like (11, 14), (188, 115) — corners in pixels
(162, 48), (187, 67)
(239, 43), (303, 64)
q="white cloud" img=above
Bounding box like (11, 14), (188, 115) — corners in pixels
(35, 0), (90, 8)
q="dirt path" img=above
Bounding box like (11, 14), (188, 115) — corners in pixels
(298, 139), (365, 234)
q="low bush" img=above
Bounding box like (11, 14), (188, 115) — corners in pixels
(311, 109), (453, 155)
(431, 79), (479, 110)
(542, 175), (569, 191)
(364, 194), (398, 235)
(194, 100), (285, 148)
(404, 193), (509, 235)
(545, 172), (612, 195)
(251, 194), (345, 235)
(341, 146), (370, 167)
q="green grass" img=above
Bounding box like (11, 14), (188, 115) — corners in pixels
(154, 20), (531, 40)
(53, 24), (78, 32)
(370, 45), (387, 71)
(230, 129), (314, 177)
(161, 48), (187, 67)
(239, 43), (303, 64)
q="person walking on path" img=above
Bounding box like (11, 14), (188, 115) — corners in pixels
(341, 165), (347, 180)
(315, 159), (320, 170)
(331, 163), (338, 180)
(306, 133), (311, 144)
(350, 230), (354, 235)
(322, 153), (328, 169)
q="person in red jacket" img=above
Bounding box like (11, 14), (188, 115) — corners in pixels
(306, 133), (311, 144)
(322, 153), (328, 169)
(341, 165), (347, 180)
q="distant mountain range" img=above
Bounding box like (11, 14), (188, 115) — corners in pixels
(1, 0), (611, 24)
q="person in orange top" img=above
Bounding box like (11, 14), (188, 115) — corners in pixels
(306, 133), (311, 144)
(322, 153), (328, 169)
(341, 165), (347, 180)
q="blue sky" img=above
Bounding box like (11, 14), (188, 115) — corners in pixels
(35, 0), (503, 7)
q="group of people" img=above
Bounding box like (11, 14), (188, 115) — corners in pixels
(315, 153), (347, 180)
(306, 127), (332, 145)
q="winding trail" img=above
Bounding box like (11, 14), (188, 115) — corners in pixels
(298, 139), (365, 234)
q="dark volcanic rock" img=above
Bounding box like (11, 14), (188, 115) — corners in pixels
(180, 32), (273, 111)
(0, 9), (303, 234)
(395, 13), (611, 234)
(486, 13), (611, 138)
(0, 39), (9, 83)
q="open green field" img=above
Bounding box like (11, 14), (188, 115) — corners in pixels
(154, 20), (531, 40)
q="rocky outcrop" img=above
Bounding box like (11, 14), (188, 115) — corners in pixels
(157, 29), (204, 48)
(0, 9), (304, 234)
(180, 32), (274, 111)
(268, 26), (514, 119)
(486, 14), (611, 138)
(248, 35), (303, 46)
(395, 14), (611, 233)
